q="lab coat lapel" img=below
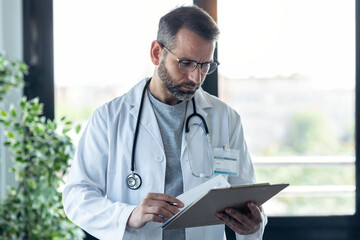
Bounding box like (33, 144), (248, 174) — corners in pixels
(127, 79), (165, 153)
(140, 93), (165, 152)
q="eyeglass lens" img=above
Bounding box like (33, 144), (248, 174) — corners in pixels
(178, 61), (217, 75)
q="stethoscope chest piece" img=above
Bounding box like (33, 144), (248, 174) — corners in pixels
(126, 172), (142, 190)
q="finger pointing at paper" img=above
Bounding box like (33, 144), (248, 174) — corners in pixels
(216, 202), (262, 235)
(127, 193), (184, 229)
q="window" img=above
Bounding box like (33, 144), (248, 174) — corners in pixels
(54, 0), (192, 130)
(218, 0), (355, 216)
(24, 1), (359, 238)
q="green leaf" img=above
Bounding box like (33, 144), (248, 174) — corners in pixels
(0, 110), (7, 117)
(75, 124), (81, 134)
(10, 105), (17, 117)
(11, 141), (21, 150)
(27, 179), (37, 190)
(19, 62), (28, 74)
(46, 121), (57, 131)
(34, 124), (45, 135)
(20, 97), (27, 108)
(62, 128), (71, 134)
(6, 131), (15, 138)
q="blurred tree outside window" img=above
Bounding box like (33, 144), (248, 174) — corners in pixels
(218, 0), (355, 216)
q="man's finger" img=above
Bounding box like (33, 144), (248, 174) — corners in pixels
(143, 213), (166, 223)
(142, 198), (182, 215)
(225, 208), (254, 230)
(248, 202), (262, 222)
(217, 207), (262, 235)
(146, 205), (178, 219)
(216, 212), (248, 235)
(145, 193), (184, 207)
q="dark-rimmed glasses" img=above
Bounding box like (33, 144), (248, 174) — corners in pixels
(162, 46), (219, 75)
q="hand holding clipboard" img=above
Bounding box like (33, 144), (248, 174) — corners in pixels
(162, 177), (289, 230)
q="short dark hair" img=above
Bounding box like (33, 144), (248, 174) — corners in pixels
(157, 5), (220, 50)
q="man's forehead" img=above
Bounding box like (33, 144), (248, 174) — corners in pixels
(174, 28), (216, 54)
(175, 27), (215, 44)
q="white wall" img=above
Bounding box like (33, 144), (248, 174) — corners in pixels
(0, 0), (23, 199)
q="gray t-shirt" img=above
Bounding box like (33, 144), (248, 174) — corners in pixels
(148, 90), (186, 240)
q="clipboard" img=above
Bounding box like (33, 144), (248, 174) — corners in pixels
(162, 183), (289, 230)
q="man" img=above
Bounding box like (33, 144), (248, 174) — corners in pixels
(63, 5), (267, 240)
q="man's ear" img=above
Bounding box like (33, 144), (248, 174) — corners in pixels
(150, 40), (163, 66)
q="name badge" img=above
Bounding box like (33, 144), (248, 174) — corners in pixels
(213, 146), (240, 176)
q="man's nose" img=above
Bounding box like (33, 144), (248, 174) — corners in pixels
(188, 65), (202, 84)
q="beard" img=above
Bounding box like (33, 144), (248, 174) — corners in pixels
(157, 61), (200, 101)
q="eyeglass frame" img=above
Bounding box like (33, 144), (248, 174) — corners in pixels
(161, 44), (220, 75)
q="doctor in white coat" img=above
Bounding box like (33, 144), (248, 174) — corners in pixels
(62, 5), (267, 240)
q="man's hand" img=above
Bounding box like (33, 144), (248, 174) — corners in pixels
(127, 193), (184, 229)
(216, 202), (262, 235)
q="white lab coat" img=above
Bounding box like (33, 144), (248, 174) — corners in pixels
(62, 78), (267, 240)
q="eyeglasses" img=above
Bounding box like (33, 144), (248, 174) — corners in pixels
(162, 46), (219, 75)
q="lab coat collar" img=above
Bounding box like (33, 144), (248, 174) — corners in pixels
(123, 78), (150, 107)
(124, 78), (213, 119)
(193, 86), (211, 118)
(124, 78), (213, 153)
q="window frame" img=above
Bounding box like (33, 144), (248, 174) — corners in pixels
(23, 0), (54, 120)
(23, 0), (360, 239)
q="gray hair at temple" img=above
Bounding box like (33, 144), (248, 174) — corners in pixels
(157, 5), (220, 51)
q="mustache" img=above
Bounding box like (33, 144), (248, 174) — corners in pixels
(177, 82), (199, 88)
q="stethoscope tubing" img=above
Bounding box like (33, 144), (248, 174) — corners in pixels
(130, 79), (151, 173)
(185, 98), (209, 134)
(128, 78), (212, 189)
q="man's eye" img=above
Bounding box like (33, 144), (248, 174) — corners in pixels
(181, 61), (193, 66)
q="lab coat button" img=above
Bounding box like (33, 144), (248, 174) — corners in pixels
(156, 156), (164, 162)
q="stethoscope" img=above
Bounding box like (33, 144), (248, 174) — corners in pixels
(126, 79), (213, 190)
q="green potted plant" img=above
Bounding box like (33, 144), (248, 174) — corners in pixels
(0, 53), (84, 239)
